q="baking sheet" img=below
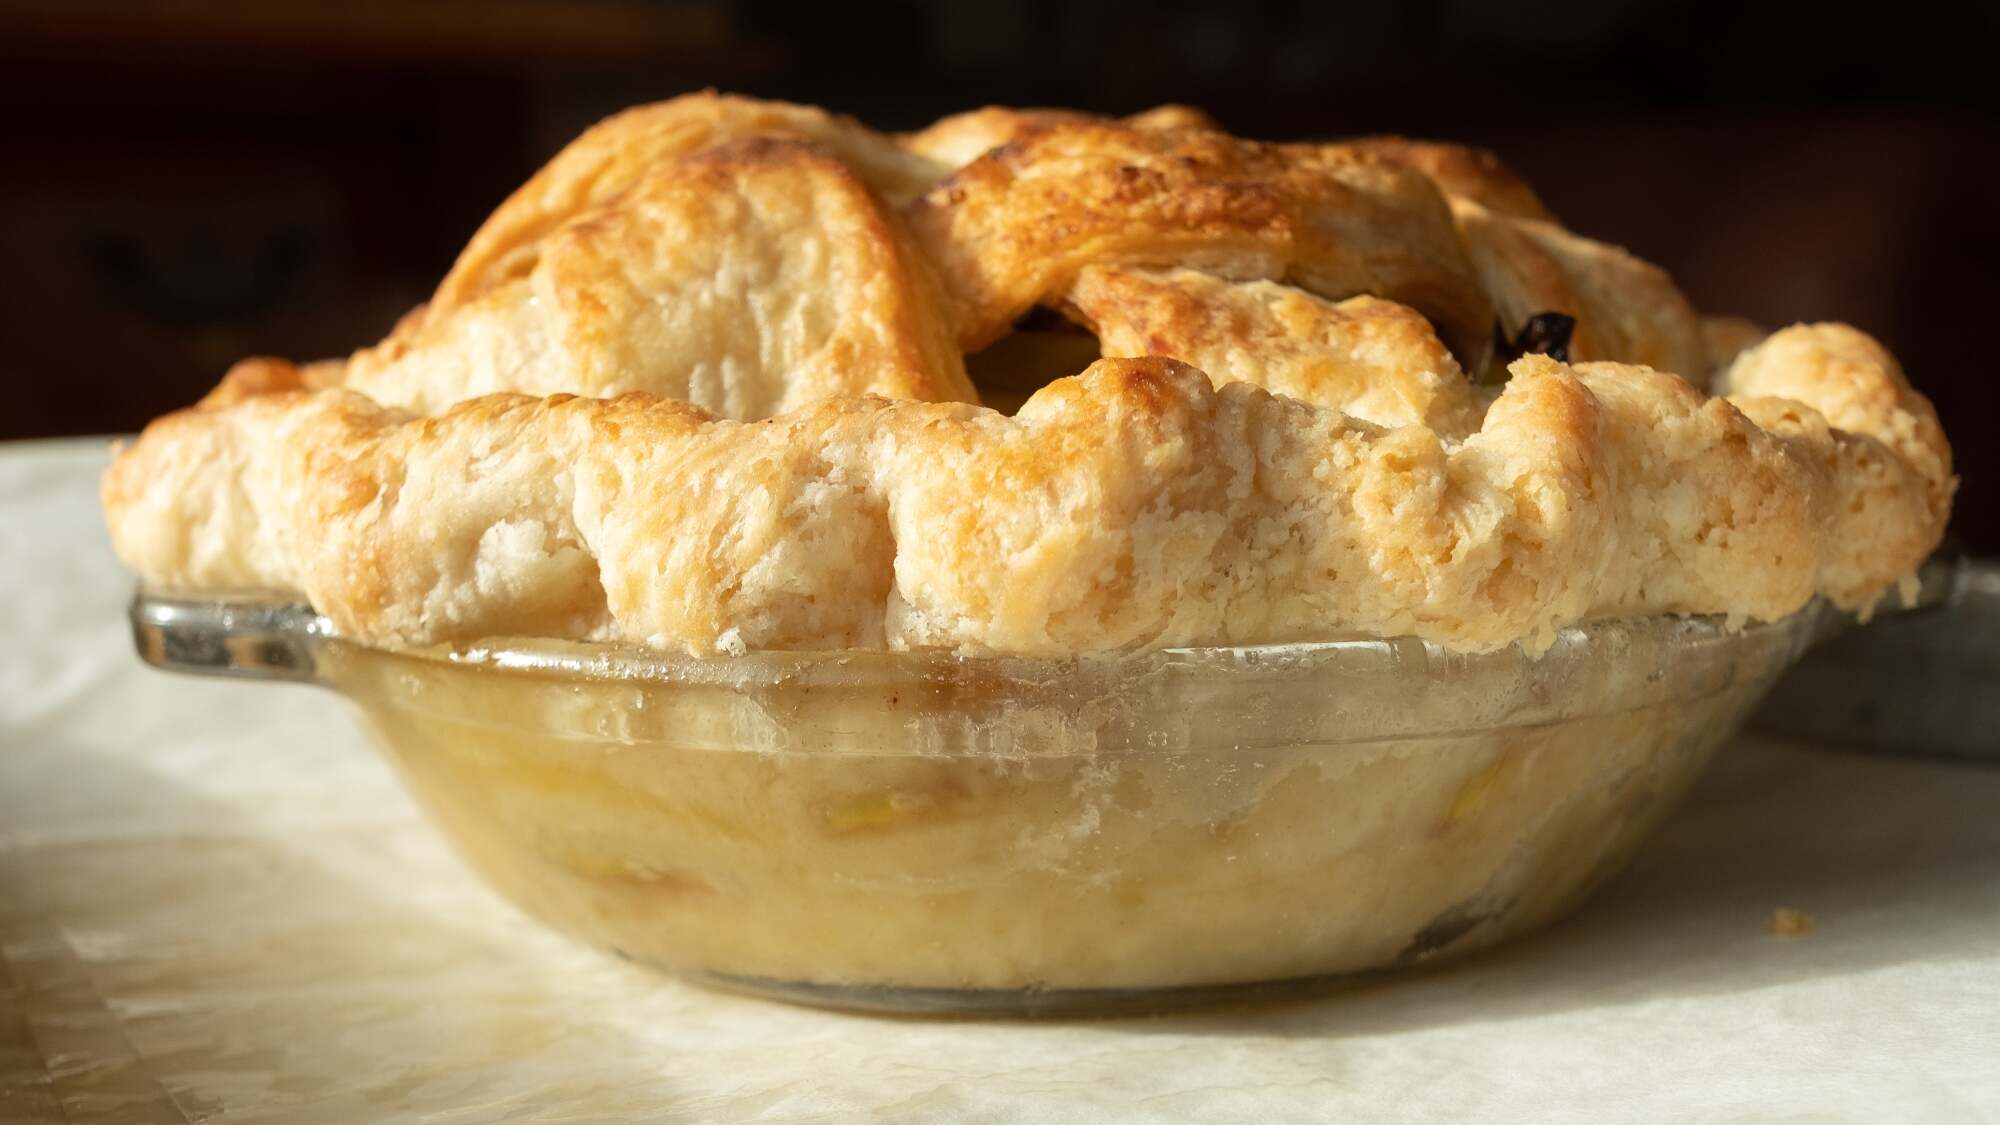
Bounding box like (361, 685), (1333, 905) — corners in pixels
(6, 440), (1999, 1123)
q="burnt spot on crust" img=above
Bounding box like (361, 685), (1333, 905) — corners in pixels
(1491, 311), (1578, 371)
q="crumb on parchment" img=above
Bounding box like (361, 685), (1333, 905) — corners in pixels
(1770, 907), (1815, 937)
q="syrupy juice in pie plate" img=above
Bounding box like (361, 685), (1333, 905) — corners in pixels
(134, 591), (1813, 1013)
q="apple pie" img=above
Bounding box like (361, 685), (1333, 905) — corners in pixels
(103, 92), (1954, 658)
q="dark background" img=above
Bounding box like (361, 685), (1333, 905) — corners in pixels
(3, 0), (1996, 547)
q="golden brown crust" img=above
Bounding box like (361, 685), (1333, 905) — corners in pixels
(1122, 104), (1220, 133)
(433, 91), (943, 318)
(105, 98), (1955, 657)
(1718, 324), (1954, 605)
(1351, 140), (1708, 384)
(107, 336), (1949, 655)
(282, 100), (1710, 422)
(1451, 198), (1709, 382)
(1065, 265), (1482, 437)
(899, 103), (1219, 168)
(905, 122), (1495, 361)
(1348, 137), (1555, 221)
(334, 138), (975, 419)
(1722, 324), (1950, 489)
(198, 356), (310, 408)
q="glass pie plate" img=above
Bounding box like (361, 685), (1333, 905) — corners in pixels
(131, 588), (1821, 1016)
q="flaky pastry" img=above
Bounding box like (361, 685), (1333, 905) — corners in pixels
(906, 122), (1498, 361)
(303, 137), (974, 418)
(104, 95), (1954, 658)
(898, 103), (1218, 169)
(1065, 265), (1484, 437)
(1349, 136), (1556, 221)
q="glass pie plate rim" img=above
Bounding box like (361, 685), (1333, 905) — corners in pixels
(127, 584), (1828, 755)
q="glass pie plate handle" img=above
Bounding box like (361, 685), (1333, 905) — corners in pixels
(130, 587), (1825, 1015)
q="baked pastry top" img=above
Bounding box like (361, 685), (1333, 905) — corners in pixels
(103, 92), (1954, 657)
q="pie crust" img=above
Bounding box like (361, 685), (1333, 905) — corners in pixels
(102, 92), (1954, 657)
